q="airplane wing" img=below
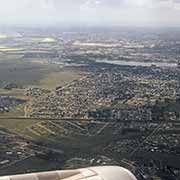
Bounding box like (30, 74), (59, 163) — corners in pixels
(0, 166), (137, 180)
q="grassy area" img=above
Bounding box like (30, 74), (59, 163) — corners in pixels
(0, 117), (114, 151)
(0, 59), (83, 90)
(0, 61), (61, 87)
(0, 117), (120, 175)
(39, 70), (82, 90)
(0, 118), (37, 133)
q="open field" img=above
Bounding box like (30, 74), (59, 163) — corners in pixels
(0, 118), (37, 133)
(38, 70), (82, 90)
(0, 60), (83, 89)
(0, 117), (117, 175)
(0, 61), (54, 87)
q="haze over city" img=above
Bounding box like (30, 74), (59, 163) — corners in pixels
(0, 0), (180, 27)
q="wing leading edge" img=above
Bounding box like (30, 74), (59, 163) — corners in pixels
(0, 166), (137, 180)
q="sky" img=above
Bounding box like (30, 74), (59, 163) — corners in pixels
(0, 0), (180, 27)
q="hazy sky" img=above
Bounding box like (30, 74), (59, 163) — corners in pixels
(0, 0), (180, 27)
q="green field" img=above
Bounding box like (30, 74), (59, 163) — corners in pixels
(0, 117), (118, 175)
(0, 59), (82, 89)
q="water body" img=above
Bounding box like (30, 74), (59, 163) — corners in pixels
(96, 60), (178, 68)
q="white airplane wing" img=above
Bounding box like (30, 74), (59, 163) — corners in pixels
(0, 166), (137, 180)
